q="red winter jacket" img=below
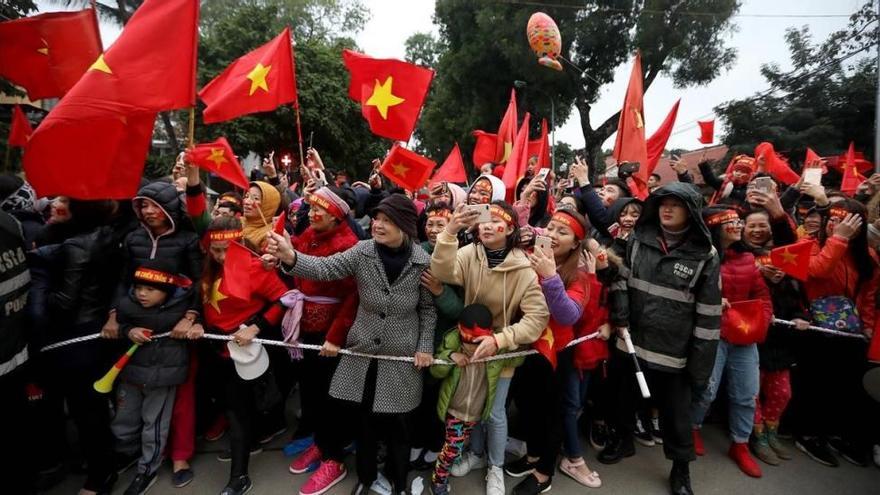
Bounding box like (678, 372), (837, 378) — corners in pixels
(720, 249), (773, 342)
(805, 236), (879, 331)
(572, 273), (609, 370)
(291, 221), (359, 346)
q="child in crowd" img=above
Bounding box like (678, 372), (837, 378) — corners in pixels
(112, 260), (194, 495)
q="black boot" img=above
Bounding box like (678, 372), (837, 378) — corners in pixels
(669, 461), (693, 495)
(597, 432), (635, 464)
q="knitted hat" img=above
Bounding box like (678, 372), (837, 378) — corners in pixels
(458, 303), (494, 343)
(371, 194), (418, 240)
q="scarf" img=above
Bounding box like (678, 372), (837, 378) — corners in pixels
(242, 181), (280, 250)
(280, 290), (341, 360)
(660, 225), (691, 252)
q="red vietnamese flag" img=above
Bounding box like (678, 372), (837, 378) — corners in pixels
(472, 130), (498, 167)
(526, 118), (551, 169)
(841, 141), (866, 197)
(186, 137), (249, 190)
(496, 89), (518, 164)
(805, 147), (823, 168)
(199, 28), (297, 124)
(612, 52), (649, 199)
(501, 112), (531, 197)
(222, 241), (254, 300)
(532, 327), (558, 369)
(343, 49), (434, 142)
(8, 105), (34, 147)
(0, 9), (102, 100)
(273, 210), (287, 235)
(770, 239), (814, 281)
(379, 143), (436, 191)
(646, 99), (680, 175)
(754, 142), (800, 185)
(431, 143), (467, 184)
(723, 300), (769, 346)
(23, 0), (199, 199)
(697, 119), (714, 145)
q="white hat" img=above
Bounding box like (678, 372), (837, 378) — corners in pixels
(227, 341), (269, 380)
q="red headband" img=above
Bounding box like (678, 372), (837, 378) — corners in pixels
(427, 209), (452, 220)
(706, 210), (740, 227)
(308, 192), (345, 220)
(134, 268), (193, 288)
(208, 229), (243, 242)
(755, 255), (771, 267)
(489, 204), (513, 226)
(551, 211), (586, 240)
(219, 195), (241, 206)
(459, 323), (494, 344)
(829, 206), (849, 220)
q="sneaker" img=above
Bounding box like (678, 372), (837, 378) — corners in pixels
(290, 444), (323, 474)
(650, 417), (663, 444)
(217, 446), (263, 462)
(486, 466), (505, 495)
(590, 422), (609, 451)
(669, 461), (693, 495)
(431, 482), (449, 495)
(350, 482), (367, 495)
(504, 456), (537, 478)
(795, 437), (838, 467)
(729, 442), (762, 477)
(766, 425), (792, 460)
(749, 432), (780, 466)
(299, 460), (347, 495)
(511, 473), (551, 495)
(205, 415), (229, 442)
(283, 435), (315, 457)
(259, 425), (288, 445)
(828, 437), (868, 467)
(634, 417), (655, 447)
(219, 475), (252, 495)
(450, 452), (486, 477)
(692, 429), (705, 456)
(558, 457), (601, 488)
(596, 434), (635, 465)
(172, 468), (195, 488)
(123, 472), (157, 495)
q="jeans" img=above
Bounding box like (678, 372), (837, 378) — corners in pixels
(470, 376), (511, 467)
(691, 341), (759, 443)
(561, 362), (590, 458)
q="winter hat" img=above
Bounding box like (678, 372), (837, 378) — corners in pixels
(471, 174), (506, 203)
(132, 258), (192, 294)
(371, 193), (419, 240)
(458, 303), (494, 343)
(0, 175), (36, 213)
(227, 339), (270, 381)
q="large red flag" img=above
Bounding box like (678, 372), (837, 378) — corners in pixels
(646, 99), (680, 176)
(841, 142), (866, 196)
(24, 0), (199, 199)
(532, 327), (558, 369)
(770, 239), (814, 282)
(754, 142), (800, 185)
(472, 130), (498, 167)
(804, 147), (823, 168)
(222, 241), (254, 300)
(199, 27), (297, 124)
(529, 118), (551, 170)
(185, 137), (249, 190)
(379, 143), (436, 191)
(697, 119), (714, 145)
(501, 113), (531, 196)
(612, 52), (649, 199)
(8, 105), (34, 148)
(496, 89), (518, 164)
(431, 143), (467, 184)
(0, 9), (102, 100)
(343, 50), (434, 142)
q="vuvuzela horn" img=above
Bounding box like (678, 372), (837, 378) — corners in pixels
(93, 330), (152, 394)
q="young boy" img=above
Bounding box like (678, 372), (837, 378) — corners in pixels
(112, 260), (193, 495)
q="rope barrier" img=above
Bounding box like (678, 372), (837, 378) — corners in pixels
(772, 318), (869, 340)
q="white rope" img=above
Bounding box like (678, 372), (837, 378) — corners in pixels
(39, 332), (172, 352)
(772, 318), (869, 341)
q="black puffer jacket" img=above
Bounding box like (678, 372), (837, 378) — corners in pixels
(116, 285), (191, 387)
(610, 182), (721, 387)
(116, 182), (202, 311)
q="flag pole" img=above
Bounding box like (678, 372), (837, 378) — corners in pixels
(188, 108), (195, 147)
(289, 28), (306, 171)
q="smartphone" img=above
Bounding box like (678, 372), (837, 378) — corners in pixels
(535, 168), (550, 183)
(752, 176), (775, 193)
(308, 131), (314, 149)
(535, 235), (553, 256)
(465, 204), (492, 223)
(803, 168), (822, 186)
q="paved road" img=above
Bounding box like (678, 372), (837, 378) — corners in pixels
(47, 422), (877, 494)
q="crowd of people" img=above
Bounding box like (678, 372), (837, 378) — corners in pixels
(1, 145), (879, 495)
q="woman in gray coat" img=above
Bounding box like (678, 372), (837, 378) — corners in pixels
(267, 194), (436, 495)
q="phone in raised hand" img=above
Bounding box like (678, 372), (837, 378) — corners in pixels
(535, 235), (553, 256)
(465, 204), (491, 223)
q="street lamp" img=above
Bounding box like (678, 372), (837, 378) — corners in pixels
(513, 80), (555, 172)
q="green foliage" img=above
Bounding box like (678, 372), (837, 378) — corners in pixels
(717, 2), (879, 165)
(405, 32), (443, 68)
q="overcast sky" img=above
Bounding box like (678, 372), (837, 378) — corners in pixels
(37, 0), (868, 153)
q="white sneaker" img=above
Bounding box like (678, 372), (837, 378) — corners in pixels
(873, 445), (880, 468)
(450, 452), (487, 477)
(486, 466), (505, 495)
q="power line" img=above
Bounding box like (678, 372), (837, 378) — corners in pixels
(500, 0), (863, 19)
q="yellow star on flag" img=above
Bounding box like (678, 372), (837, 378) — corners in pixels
(632, 107), (644, 129)
(246, 63), (271, 96)
(780, 248), (798, 265)
(366, 76), (405, 119)
(501, 141), (513, 163)
(90, 54), (112, 74)
(37, 38), (48, 56)
(391, 162), (410, 177)
(206, 278), (228, 312)
(737, 321), (751, 334)
(541, 328), (554, 347)
(207, 148), (228, 167)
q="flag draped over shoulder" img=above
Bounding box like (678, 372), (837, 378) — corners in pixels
(0, 9), (102, 100)
(199, 27), (297, 124)
(23, 0), (199, 199)
(343, 49), (434, 142)
(612, 52), (649, 199)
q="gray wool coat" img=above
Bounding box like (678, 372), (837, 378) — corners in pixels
(285, 239), (436, 413)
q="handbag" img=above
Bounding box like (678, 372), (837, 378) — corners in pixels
(810, 295), (862, 334)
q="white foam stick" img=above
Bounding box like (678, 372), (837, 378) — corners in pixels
(620, 328), (651, 399)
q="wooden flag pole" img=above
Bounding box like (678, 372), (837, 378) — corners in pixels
(290, 30), (306, 171)
(188, 107), (195, 147)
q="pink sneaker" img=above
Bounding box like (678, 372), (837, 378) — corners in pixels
(299, 460), (347, 495)
(289, 444), (322, 474)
